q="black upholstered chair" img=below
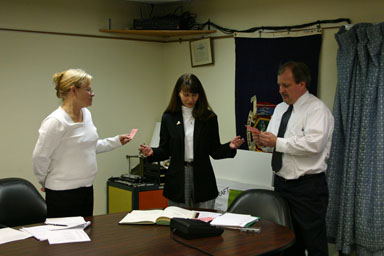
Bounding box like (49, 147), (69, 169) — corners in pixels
(0, 177), (47, 227)
(227, 188), (293, 229)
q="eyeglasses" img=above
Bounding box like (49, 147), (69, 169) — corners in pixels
(81, 87), (94, 94)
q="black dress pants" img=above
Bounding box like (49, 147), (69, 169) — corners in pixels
(45, 186), (94, 218)
(274, 173), (329, 256)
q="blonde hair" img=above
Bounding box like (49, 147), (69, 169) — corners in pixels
(53, 69), (92, 100)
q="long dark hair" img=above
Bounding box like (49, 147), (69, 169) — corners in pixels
(164, 73), (214, 120)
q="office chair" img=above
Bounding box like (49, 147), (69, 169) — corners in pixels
(0, 177), (47, 227)
(227, 189), (293, 229)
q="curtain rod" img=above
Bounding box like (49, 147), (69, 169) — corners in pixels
(201, 18), (351, 34)
(166, 25), (344, 43)
(0, 25), (344, 44)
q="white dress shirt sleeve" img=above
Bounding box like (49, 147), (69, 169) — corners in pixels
(275, 102), (333, 156)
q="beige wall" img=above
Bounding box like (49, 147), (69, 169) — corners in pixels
(0, 0), (166, 215)
(0, 0), (383, 224)
(169, 0), (384, 141)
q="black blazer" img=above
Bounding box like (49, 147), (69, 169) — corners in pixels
(148, 111), (237, 203)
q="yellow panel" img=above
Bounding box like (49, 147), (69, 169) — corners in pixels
(108, 186), (132, 213)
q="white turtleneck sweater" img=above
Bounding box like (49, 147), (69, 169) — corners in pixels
(182, 106), (195, 162)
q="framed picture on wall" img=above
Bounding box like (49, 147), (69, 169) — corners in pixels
(189, 38), (214, 67)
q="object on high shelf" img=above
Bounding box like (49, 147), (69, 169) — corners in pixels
(133, 12), (198, 30)
(134, 16), (180, 30)
(126, 0), (191, 3)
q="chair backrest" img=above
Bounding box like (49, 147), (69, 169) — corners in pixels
(0, 177), (47, 227)
(227, 189), (293, 229)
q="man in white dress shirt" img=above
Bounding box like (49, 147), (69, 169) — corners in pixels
(252, 62), (334, 256)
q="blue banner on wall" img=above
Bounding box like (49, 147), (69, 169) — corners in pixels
(235, 33), (322, 150)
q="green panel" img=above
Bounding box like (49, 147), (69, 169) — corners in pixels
(108, 186), (133, 213)
(227, 189), (244, 208)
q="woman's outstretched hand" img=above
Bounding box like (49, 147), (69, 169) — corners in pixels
(229, 136), (245, 149)
(119, 134), (132, 145)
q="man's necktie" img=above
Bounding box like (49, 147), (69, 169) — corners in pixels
(271, 105), (293, 172)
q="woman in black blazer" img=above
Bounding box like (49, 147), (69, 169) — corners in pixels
(139, 74), (244, 209)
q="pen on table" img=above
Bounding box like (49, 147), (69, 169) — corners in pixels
(240, 227), (261, 233)
(48, 221), (91, 229)
(47, 223), (68, 227)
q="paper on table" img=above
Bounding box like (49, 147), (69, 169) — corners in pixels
(48, 221), (91, 231)
(129, 128), (138, 139)
(196, 211), (223, 219)
(45, 216), (86, 226)
(23, 216), (87, 242)
(0, 228), (32, 244)
(21, 225), (60, 241)
(48, 229), (91, 244)
(21, 223), (91, 244)
(210, 213), (259, 228)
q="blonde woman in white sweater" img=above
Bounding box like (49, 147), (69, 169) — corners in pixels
(33, 69), (131, 218)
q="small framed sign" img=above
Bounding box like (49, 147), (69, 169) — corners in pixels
(189, 38), (214, 67)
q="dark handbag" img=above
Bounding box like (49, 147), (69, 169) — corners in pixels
(170, 218), (224, 239)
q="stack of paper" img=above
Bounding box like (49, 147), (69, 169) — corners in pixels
(45, 216), (86, 226)
(0, 228), (32, 244)
(210, 213), (259, 228)
(21, 216), (91, 244)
